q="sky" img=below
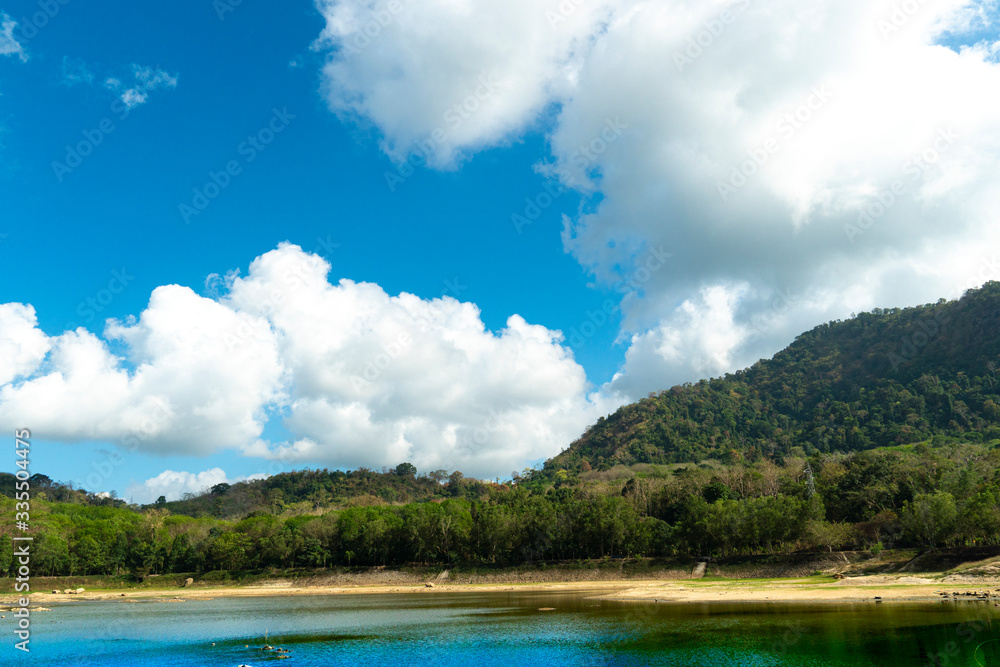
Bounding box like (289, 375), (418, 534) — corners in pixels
(0, 0), (998, 503)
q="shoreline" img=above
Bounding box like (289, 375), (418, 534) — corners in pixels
(7, 575), (1000, 606)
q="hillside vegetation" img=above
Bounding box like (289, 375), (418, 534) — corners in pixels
(3, 285), (1000, 580)
(548, 282), (1000, 471)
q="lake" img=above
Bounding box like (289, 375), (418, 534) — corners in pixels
(4, 590), (1000, 666)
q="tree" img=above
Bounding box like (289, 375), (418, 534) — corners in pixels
(155, 495), (167, 505)
(960, 491), (1000, 545)
(395, 462), (417, 478)
(34, 534), (71, 576)
(901, 492), (958, 547)
(72, 536), (106, 575)
(0, 538), (12, 576)
(207, 533), (252, 571)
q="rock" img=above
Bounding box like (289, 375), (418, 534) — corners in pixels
(832, 573), (845, 580)
(425, 582), (435, 588)
(76, 588), (85, 594)
(64, 589), (75, 594)
(184, 578), (194, 588)
(52, 590), (59, 594)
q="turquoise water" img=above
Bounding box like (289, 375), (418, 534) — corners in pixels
(3, 591), (1000, 666)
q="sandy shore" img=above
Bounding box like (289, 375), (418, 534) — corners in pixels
(596, 575), (1000, 604)
(7, 574), (1000, 606)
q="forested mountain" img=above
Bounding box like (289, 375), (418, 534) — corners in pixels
(548, 283), (1000, 472)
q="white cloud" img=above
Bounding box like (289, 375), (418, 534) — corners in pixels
(312, 0), (617, 168)
(0, 304), (51, 386)
(127, 468), (269, 504)
(0, 12), (26, 62)
(313, 0), (1000, 399)
(222, 244), (610, 475)
(0, 244), (609, 479)
(0, 284), (286, 455)
(105, 64), (178, 109)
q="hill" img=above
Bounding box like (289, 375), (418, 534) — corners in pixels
(547, 282), (1000, 472)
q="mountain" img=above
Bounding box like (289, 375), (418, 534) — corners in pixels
(547, 283), (1000, 472)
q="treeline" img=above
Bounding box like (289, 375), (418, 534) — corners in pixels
(0, 485), (668, 576)
(0, 473), (124, 507)
(4, 442), (1000, 577)
(159, 464), (485, 519)
(0, 464), (488, 520)
(551, 282), (1000, 470)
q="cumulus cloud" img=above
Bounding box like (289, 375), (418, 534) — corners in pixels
(127, 468), (269, 504)
(0, 12), (26, 62)
(312, 0), (616, 167)
(0, 304), (51, 386)
(105, 64), (178, 109)
(0, 244), (608, 478)
(313, 0), (1000, 398)
(222, 244), (608, 474)
(0, 285), (286, 455)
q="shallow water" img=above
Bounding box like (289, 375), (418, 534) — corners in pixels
(4, 591), (1000, 666)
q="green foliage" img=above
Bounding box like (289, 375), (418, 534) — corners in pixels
(901, 492), (958, 547)
(4, 285), (1000, 575)
(3, 442), (1000, 574)
(548, 283), (1000, 471)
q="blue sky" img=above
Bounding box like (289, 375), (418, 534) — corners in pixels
(1, 0), (622, 499)
(2, 0), (999, 502)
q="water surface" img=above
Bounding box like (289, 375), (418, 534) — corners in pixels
(4, 590), (1000, 666)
